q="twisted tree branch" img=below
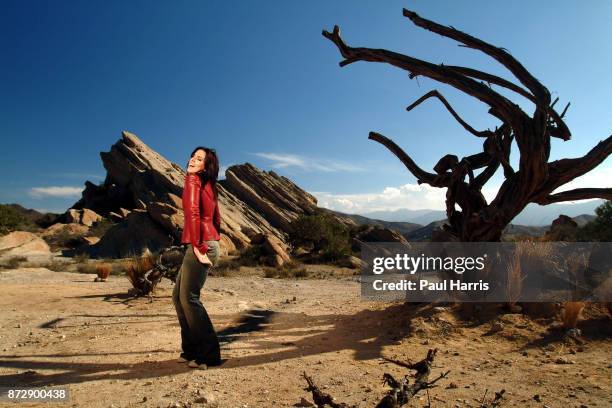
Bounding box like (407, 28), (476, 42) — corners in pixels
(406, 90), (493, 138)
(445, 65), (571, 140)
(368, 131), (449, 187)
(321, 25), (527, 129)
(535, 188), (612, 205)
(546, 134), (612, 190)
(402, 8), (551, 106)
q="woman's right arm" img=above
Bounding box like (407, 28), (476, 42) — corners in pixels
(184, 173), (209, 255)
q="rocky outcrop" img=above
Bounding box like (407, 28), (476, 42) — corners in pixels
(354, 225), (409, 244)
(542, 214), (580, 241)
(41, 222), (90, 238)
(90, 210), (173, 259)
(262, 234), (291, 267)
(223, 163), (318, 231)
(0, 231), (51, 258)
(63, 208), (102, 227)
(68, 131), (347, 258)
(551, 214), (578, 230)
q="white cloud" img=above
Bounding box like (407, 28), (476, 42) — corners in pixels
(218, 164), (231, 180)
(252, 152), (362, 172)
(313, 165), (612, 214)
(29, 186), (83, 198)
(313, 183), (448, 213)
(551, 166), (611, 204)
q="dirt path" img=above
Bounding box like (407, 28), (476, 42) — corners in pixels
(0, 267), (610, 407)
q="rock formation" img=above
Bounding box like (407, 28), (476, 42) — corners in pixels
(0, 231), (51, 259)
(67, 131), (354, 258)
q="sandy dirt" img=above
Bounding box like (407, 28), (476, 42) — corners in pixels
(0, 266), (610, 408)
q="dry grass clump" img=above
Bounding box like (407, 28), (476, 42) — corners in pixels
(126, 253), (155, 281)
(76, 262), (96, 274)
(75, 258), (126, 276)
(39, 260), (68, 272)
(125, 251), (157, 294)
(561, 301), (585, 329)
(212, 257), (241, 277)
(0, 255), (27, 269)
(95, 263), (112, 280)
(264, 261), (309, 279)
(73, 253), (90, 263)
(505, 242), (552, 307)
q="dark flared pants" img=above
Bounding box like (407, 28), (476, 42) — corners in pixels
(172, 241), (221, 363)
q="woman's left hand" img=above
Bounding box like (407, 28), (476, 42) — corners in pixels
(194, 247), (212, 265)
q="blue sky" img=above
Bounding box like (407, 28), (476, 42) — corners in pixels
(1, 0), (610, 216)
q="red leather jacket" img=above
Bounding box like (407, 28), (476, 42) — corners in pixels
(181, 172), (221, 253)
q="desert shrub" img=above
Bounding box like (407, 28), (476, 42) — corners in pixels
(50, 228), (84, 248)
(95, 263), (112, 280)
(40, 260), (68, 272)
(35, 212), (60, 228)
(562, 301), (585, 329)
(73, 253), (90, 263)
(76, 262), (97, 274)
(289, 210), (351, 262)
(125, 252), (156, 289)
(0, 255), (27, 269)
(89, 219), (114, 238)
(264, 260), (309, 279)
(238, 245), (265, 266)
(0, 204), (25, 235)
(579, 200), (612, 241)
(109, 259), (129, 275)
(212, 258), (241, 276)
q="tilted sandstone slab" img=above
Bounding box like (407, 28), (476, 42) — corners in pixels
(223, 163), (318, 231)
(67, 131), (338, 258)
(0, 231), (51, 258)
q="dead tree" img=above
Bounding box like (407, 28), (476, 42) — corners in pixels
(323, 8), (612, 241)
(302, 349), (450, 408)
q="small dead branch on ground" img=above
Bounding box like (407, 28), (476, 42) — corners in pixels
(302, 349), (453, 408)
(302, 372), (352, 408)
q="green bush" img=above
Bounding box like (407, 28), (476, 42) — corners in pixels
(48, 228), (83, 249)
(289, 210), (351, 262)
(0, 204), (25, 235)
(579, 200), (612, 241)
(238, 245), (265, 266)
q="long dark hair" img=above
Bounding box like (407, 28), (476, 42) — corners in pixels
(189, 146), (219, 200)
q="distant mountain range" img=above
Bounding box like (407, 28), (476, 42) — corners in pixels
(357, 199), (604, 226)
(332, 206), (598, 241)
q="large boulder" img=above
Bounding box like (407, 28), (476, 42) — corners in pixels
(0, 231), (51, 258)
(355, 225), (409, 244)
(262, 234), (291, 266)
(147, 201), (183, 239)
(89, 210), (172, 258)
(61, 208), (102, 227)
(41, 222), (89, 238)
(81, 209), (102, 227)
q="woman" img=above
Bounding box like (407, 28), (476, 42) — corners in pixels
(172, 146), (223, 369)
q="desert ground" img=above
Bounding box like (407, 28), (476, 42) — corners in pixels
(0, 264), (610, 408)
